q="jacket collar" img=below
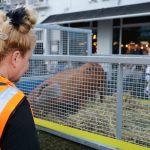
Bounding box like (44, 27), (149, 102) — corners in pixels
(0, 76), (16, 87)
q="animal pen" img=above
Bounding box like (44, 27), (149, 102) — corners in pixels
(33, 24), (92, 56)
(16, 24), (150, 150)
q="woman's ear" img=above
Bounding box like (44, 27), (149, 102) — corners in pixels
(11, 51), (21, 68)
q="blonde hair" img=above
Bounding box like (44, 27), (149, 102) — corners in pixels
(0, 10), (7, 26)
(0, 7), (37, 60)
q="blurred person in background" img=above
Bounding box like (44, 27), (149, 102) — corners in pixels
(127, 42), (143, 55)
(145, 44), (150, 99)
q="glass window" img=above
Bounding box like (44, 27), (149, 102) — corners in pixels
(113, 19), (120, 26)
(112, 28), (120, 54)
(92, 21), (97, 28)
(123, 16), (150, 24)
(113, 16), (150, 55)
(62, 24), (69, 27)
(70, 22), (90, 28)
(121, 26), (150, 55)
(92, 30), (97, 54)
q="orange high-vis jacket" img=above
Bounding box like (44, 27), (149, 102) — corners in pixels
(0, 76), (24, 140)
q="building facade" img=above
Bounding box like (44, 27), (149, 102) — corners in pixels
(26, 0), (150, 55)
(0, 0), (25, 11)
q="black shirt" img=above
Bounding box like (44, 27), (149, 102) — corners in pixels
(1, 97), (40, 150)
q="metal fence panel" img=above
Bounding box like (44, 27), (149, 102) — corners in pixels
(34, 24), (92, 56)
(16, 55), (150, 149)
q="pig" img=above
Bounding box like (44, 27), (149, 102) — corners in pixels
(27, 63), (106, 118)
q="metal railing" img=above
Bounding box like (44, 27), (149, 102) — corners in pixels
(17, 55), (150, 149)
(34, 24), (92, 56)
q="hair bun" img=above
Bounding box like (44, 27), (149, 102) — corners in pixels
(6, 7), (26, 28)
(6, 7), (37, 33)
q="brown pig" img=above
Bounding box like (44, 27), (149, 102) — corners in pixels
(27, 63), (106, 118)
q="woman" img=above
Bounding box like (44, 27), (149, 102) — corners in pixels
(0, 7), (40, 150)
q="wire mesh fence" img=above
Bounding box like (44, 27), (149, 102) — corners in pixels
(34, 24), (92, 56)
(16, 55), (150, 149)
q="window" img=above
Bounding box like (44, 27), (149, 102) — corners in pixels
(70, 22), (90, 28)
(123, 16), (150, 24)
(92, 30), (97, 54)
(122, 26), (150, 55)
(113, 19), (120, 26)
(92, 21), (97, 28)
(113, 16), (150, 55)
(112, 28), (120, 54)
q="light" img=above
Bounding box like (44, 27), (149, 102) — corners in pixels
(93, 42), (97, 46)
(93, 34), (97, 40)
(125, 44), (128, 48)
(146, 44), (149, 48)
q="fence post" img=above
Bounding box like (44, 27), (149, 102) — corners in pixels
(116, 63), (123, 139)
(87, 32), (92, 56)
(59, 31), (63, 55)
(67, 32), (70, 55)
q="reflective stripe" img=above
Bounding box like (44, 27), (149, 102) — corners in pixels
(0, 76), (16, 87)
(0, 87), (18, 113)
(0, 85), (9, 92)
(0, 76), (25, 139)
(0, 87), (24, 138)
